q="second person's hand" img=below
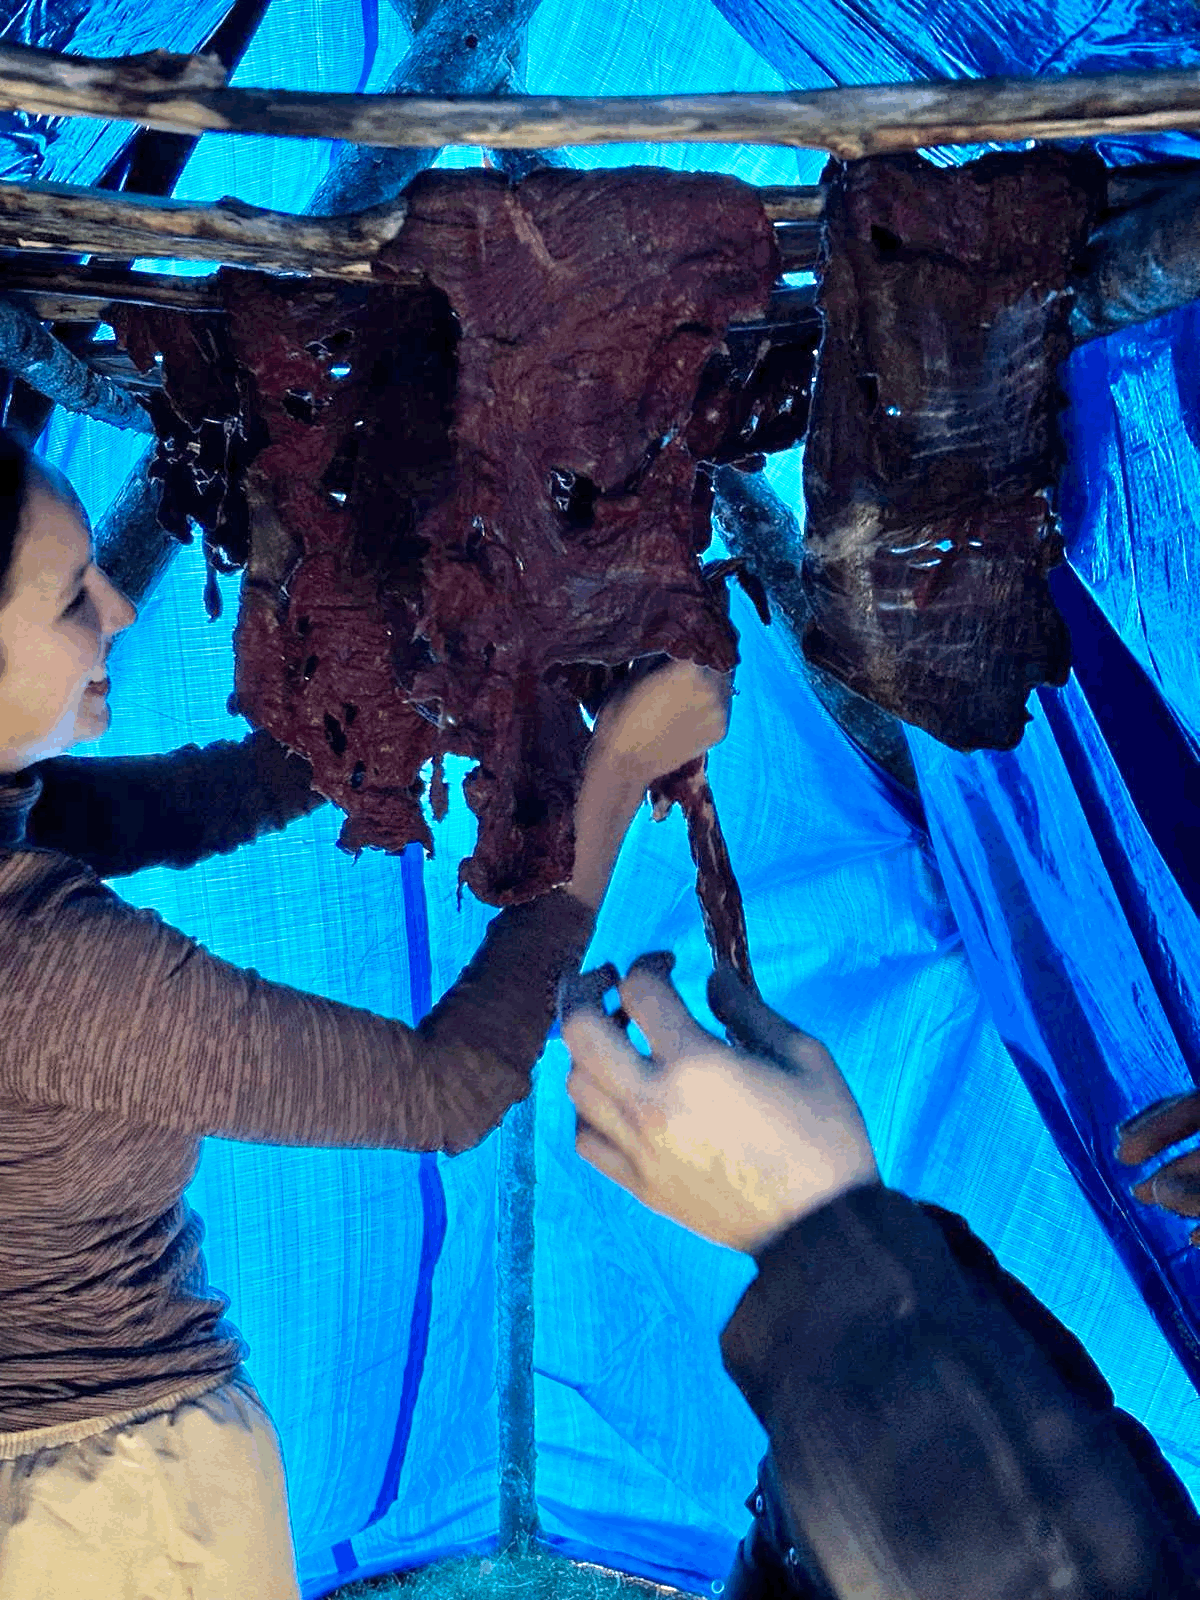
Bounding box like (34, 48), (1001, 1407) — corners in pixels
(1117, 1090), (1200, 1242)
(560, 955), (879, 1255)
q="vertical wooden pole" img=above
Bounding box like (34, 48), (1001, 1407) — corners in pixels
(496, 1081), (539, 1551)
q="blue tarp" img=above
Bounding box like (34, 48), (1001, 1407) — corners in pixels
(9, 0), (1200, 1589)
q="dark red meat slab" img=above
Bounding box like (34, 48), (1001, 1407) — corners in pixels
(372, 168), (776, 900)
(801, 148), (1106, 751)
(127, 167), (777, 915)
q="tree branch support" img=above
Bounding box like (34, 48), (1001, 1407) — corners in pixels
(0, 42), (1196, 156)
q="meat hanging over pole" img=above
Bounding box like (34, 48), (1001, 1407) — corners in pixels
(119, 166), (778, 976)
(800, 146), (1107, 752)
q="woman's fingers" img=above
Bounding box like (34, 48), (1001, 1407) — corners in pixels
(1132, 1149), (1200, 1217)
(1116, 1090), (1200, 1166)
(620, 953), (714, 1063)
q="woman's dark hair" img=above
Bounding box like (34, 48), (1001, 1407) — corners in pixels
(0, 428), (31, 606)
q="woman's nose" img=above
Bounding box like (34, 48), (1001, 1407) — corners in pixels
(101, 572), (137, 636)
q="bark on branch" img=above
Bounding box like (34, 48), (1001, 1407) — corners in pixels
(1071, 167), (1200, 340)
(0, 260), (223, 321)
(306, 0), (547, 215)
(758, 186), (824, 219)
(0, 179), (411, 277)
(0, 294), (152, 430)
(0, 42), (1197, 155)
(0, 179), (827, 275)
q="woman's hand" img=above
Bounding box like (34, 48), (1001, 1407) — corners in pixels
(564, 658), (732, 912)
(587, 658), (732, 791)
(560, 955), (879, 1255)
(1117, 1091), (1200, 1243)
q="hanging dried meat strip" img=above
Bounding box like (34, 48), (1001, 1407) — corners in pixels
(223, 270), (464, 861)
(651, 755), (755, 990)
(801, 147), (1107, 751)
(124, 168), (777, 959)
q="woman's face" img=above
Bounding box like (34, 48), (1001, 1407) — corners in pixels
(0, 475), (137, 774)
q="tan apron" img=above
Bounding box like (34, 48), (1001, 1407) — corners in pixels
(0, 1372), (301, 1599)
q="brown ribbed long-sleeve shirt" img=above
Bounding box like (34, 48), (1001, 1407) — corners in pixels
(0, 733), (593, 1437)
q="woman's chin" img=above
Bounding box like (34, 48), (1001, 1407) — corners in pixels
(73, 695), (112, 744)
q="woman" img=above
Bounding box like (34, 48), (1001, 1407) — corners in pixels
(0, 431), (730, 1599)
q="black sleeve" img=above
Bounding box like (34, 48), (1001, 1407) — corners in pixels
(920, 1200), (1200, 1566)
(720, 1183), (1200, 1600)
(27, 730), (328, 878)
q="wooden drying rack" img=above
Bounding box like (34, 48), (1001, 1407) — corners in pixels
(0, 40), (1195, 414)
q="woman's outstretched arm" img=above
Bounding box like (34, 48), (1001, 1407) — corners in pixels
(1, 662), (729, 1155)
(27, 730), (326, 878)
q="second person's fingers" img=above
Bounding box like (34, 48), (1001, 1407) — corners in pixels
(562, 1008), (650, 1111)
(558, 963), (621, 1025)
(567, 1062), (644, 1157)
(620, 952), (714, 1063)
(575, 1119), (643, 1197)
(1132, 1149), (1200, 1217)
(1116, 1090), (1200, 1166)
(707, 963), (822, 1077)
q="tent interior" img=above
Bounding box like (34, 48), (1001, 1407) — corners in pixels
(4, 0), (1200, 1593)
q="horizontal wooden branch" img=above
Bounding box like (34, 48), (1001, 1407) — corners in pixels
(0, 42), (1198, 156)
(12, 165), (1190, 321)
(4, 273), (816, 353)
(79, 339), (163, 390)
(0, 179), (828, 283)
(0, 179), (412, 278)
(758, 187), (824, 220)
(0, 259), (225, 321)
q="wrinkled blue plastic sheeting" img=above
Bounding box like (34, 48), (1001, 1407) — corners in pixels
(27, 0), (1200, 1593)
(1061, 302), (1200, 751)
(0, 0), (233, 184)
(905, 300), (1200, 1400)
(909, 682), (1200, 1353)
(707, 0), (1200, 166)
